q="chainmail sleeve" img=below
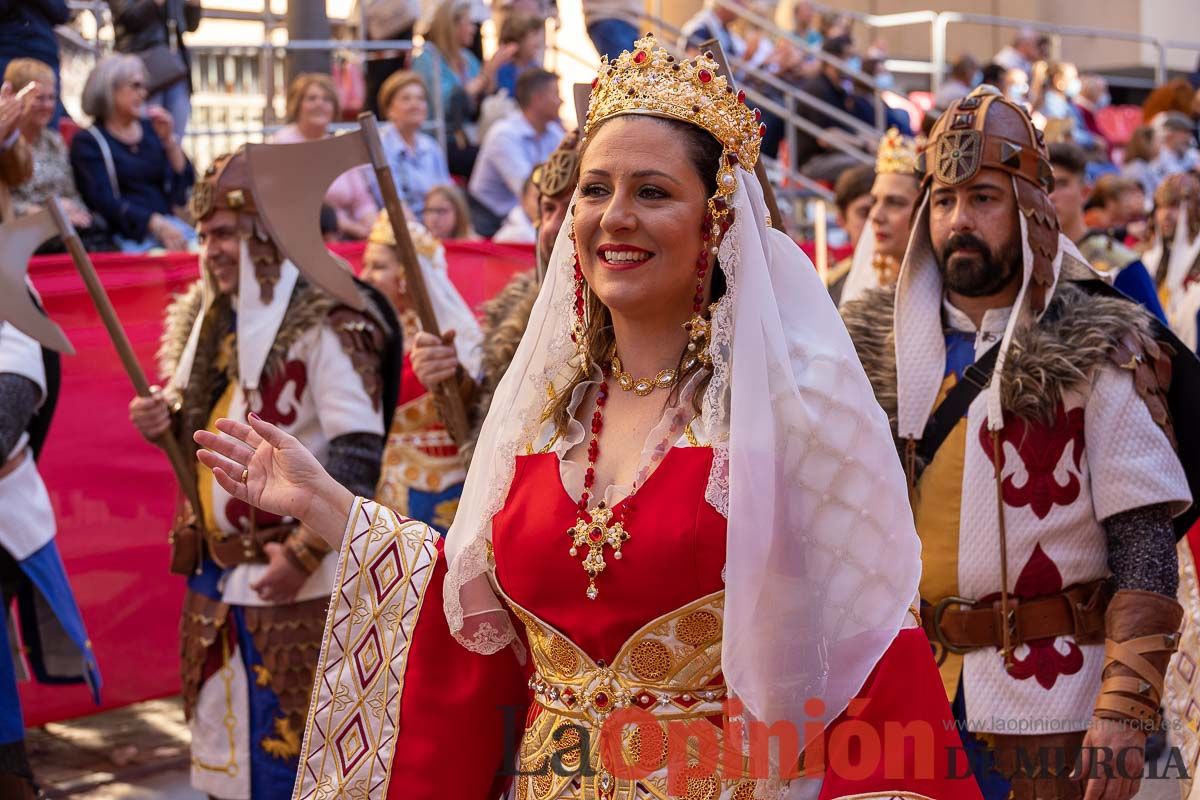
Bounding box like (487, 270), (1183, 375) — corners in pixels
(1104, 502), (1178, 596)
(0, 374), (40, 458)
(322, 432), (384, 499)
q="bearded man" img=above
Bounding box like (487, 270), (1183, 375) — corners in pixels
(127, 149), (395, 800)
(842, 85), (1191, 800)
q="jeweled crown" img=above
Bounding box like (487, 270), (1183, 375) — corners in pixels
(584, 34), (764, 174)
(875, 127), (919, 176)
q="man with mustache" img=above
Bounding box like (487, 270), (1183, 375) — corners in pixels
(126, 149), (395, 800)
(842, 85), (1191, 800)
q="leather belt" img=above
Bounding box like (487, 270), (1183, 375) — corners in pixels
(0, 448), (27, 480)
(922, 580), (1109, 664)
(206, 524), (294, 569)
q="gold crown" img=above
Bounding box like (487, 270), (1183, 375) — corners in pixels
(875, 127), (919, 175)
(368, 209), (440, 258)
(584, 34), (763, 192)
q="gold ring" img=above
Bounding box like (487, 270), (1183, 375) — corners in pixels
(241, 469), (249, 483)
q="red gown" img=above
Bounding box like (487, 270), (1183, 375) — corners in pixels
(294, 448), (982, 800)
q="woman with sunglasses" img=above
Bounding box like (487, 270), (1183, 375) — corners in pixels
(69, 53), (195, 252)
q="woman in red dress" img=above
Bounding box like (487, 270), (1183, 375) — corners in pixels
(196, 36), (981, 800)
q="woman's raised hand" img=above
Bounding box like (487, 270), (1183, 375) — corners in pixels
(194, 414), (355, 546)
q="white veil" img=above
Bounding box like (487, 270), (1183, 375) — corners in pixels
(441, 150), (921, 755)
(837, 218), (883, 308)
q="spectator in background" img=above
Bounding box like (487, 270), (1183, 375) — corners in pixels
(1075, 74), (1111, 139)
(271, 73), (378, 240)
(70, 54), (195, 252)
(1085, 174), (1146, 231)
(358, 0), (420, 117)
(468, 68), (562, 237)
(793, 36), (875, 180)
(992, 27), (1040, 77)
(934, 54), (980, 109)
(1150, 111), (1200, 186)
(1050, 141), (1165, 321)
(107, 0), (202, 136)
(581, 0), (641, 60)
(825, 163), (874, 304)
(7, 59), (113, 252)
(374, 71), (449, 216)
(422, 184), (475, 241)
(413, 0), (516, 177)
(1122, 125), (1160, 197)
(0, 0), (68, 126)
(792, 1), (821, 47)
(493, 173), (537, 244)
(495, 14), (545, 97)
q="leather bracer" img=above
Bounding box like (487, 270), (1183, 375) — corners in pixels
(1094, 589), (1183, 726)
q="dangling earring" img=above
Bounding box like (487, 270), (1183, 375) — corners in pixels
(682, 203), (728, 371)
(569, 220), (588, 362)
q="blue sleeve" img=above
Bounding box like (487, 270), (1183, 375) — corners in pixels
(412, 50), (439, 118)
(1113, 260), (1167, 324)
(69, 130), (150, 240)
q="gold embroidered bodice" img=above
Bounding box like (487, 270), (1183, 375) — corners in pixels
(503, 590), (762, 800)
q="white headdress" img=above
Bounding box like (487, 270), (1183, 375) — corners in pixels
(441, 36), (919, 761)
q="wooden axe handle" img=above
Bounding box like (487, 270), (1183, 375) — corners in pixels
(696, 38), (788, 234)
(50, 201), (203, 516)
(357, 112), (471, 445)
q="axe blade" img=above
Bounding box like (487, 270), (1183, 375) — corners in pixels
(0, 209), (74, 354)
(243, 134), (370, 310)
(573, 83), (592, 132)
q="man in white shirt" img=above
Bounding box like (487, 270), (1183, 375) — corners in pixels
(468, 68), (563, 237)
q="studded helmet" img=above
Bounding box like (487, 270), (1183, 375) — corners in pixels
(917, 85), (1060, 313)
(190, 147), (283, 304)
(190, 148), (259, 222)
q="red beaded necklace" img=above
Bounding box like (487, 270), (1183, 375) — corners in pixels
(566, 363), (639, 601)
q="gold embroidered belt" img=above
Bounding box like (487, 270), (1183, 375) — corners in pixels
(504, 590), (767, 800)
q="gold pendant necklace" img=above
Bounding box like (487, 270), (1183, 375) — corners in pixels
(567, 503), (630, 600)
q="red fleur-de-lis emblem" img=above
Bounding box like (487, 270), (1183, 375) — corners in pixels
(984, 544), (1084, 689)
(979, 405), (1085, 519)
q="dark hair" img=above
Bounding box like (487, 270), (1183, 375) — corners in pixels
(981, 62), (1007, 87)
(319, 203), (338, 236)
(833, 164), (875, 213)
(515, 68), (558, 108)
(1048, 142), (1087, 176)
(823, 35), (854, 61)
(549, 115), (724, 434)
(921, 109), (941, 138)
(951, 54), (979, 83)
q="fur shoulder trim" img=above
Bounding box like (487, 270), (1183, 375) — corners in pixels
(157, 280), (205, 383)
(462, 270), (539, 460)
(841, 281), (1159, 431)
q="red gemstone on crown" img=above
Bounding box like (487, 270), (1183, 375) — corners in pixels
(591, 77), (598, 88)
(737, 90), (746, 103)
(758, 123), (767, 137)
(698, 69), (712, 83)
(633, 50), (648, 64)
(594, 691), (610, 709)
(753, 108), (762, 122)
(562, 688), (576, 706)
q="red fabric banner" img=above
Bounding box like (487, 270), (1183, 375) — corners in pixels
(18, 241), (533, 726)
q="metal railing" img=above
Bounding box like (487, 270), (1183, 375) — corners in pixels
(809, 3), (1200, 94)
